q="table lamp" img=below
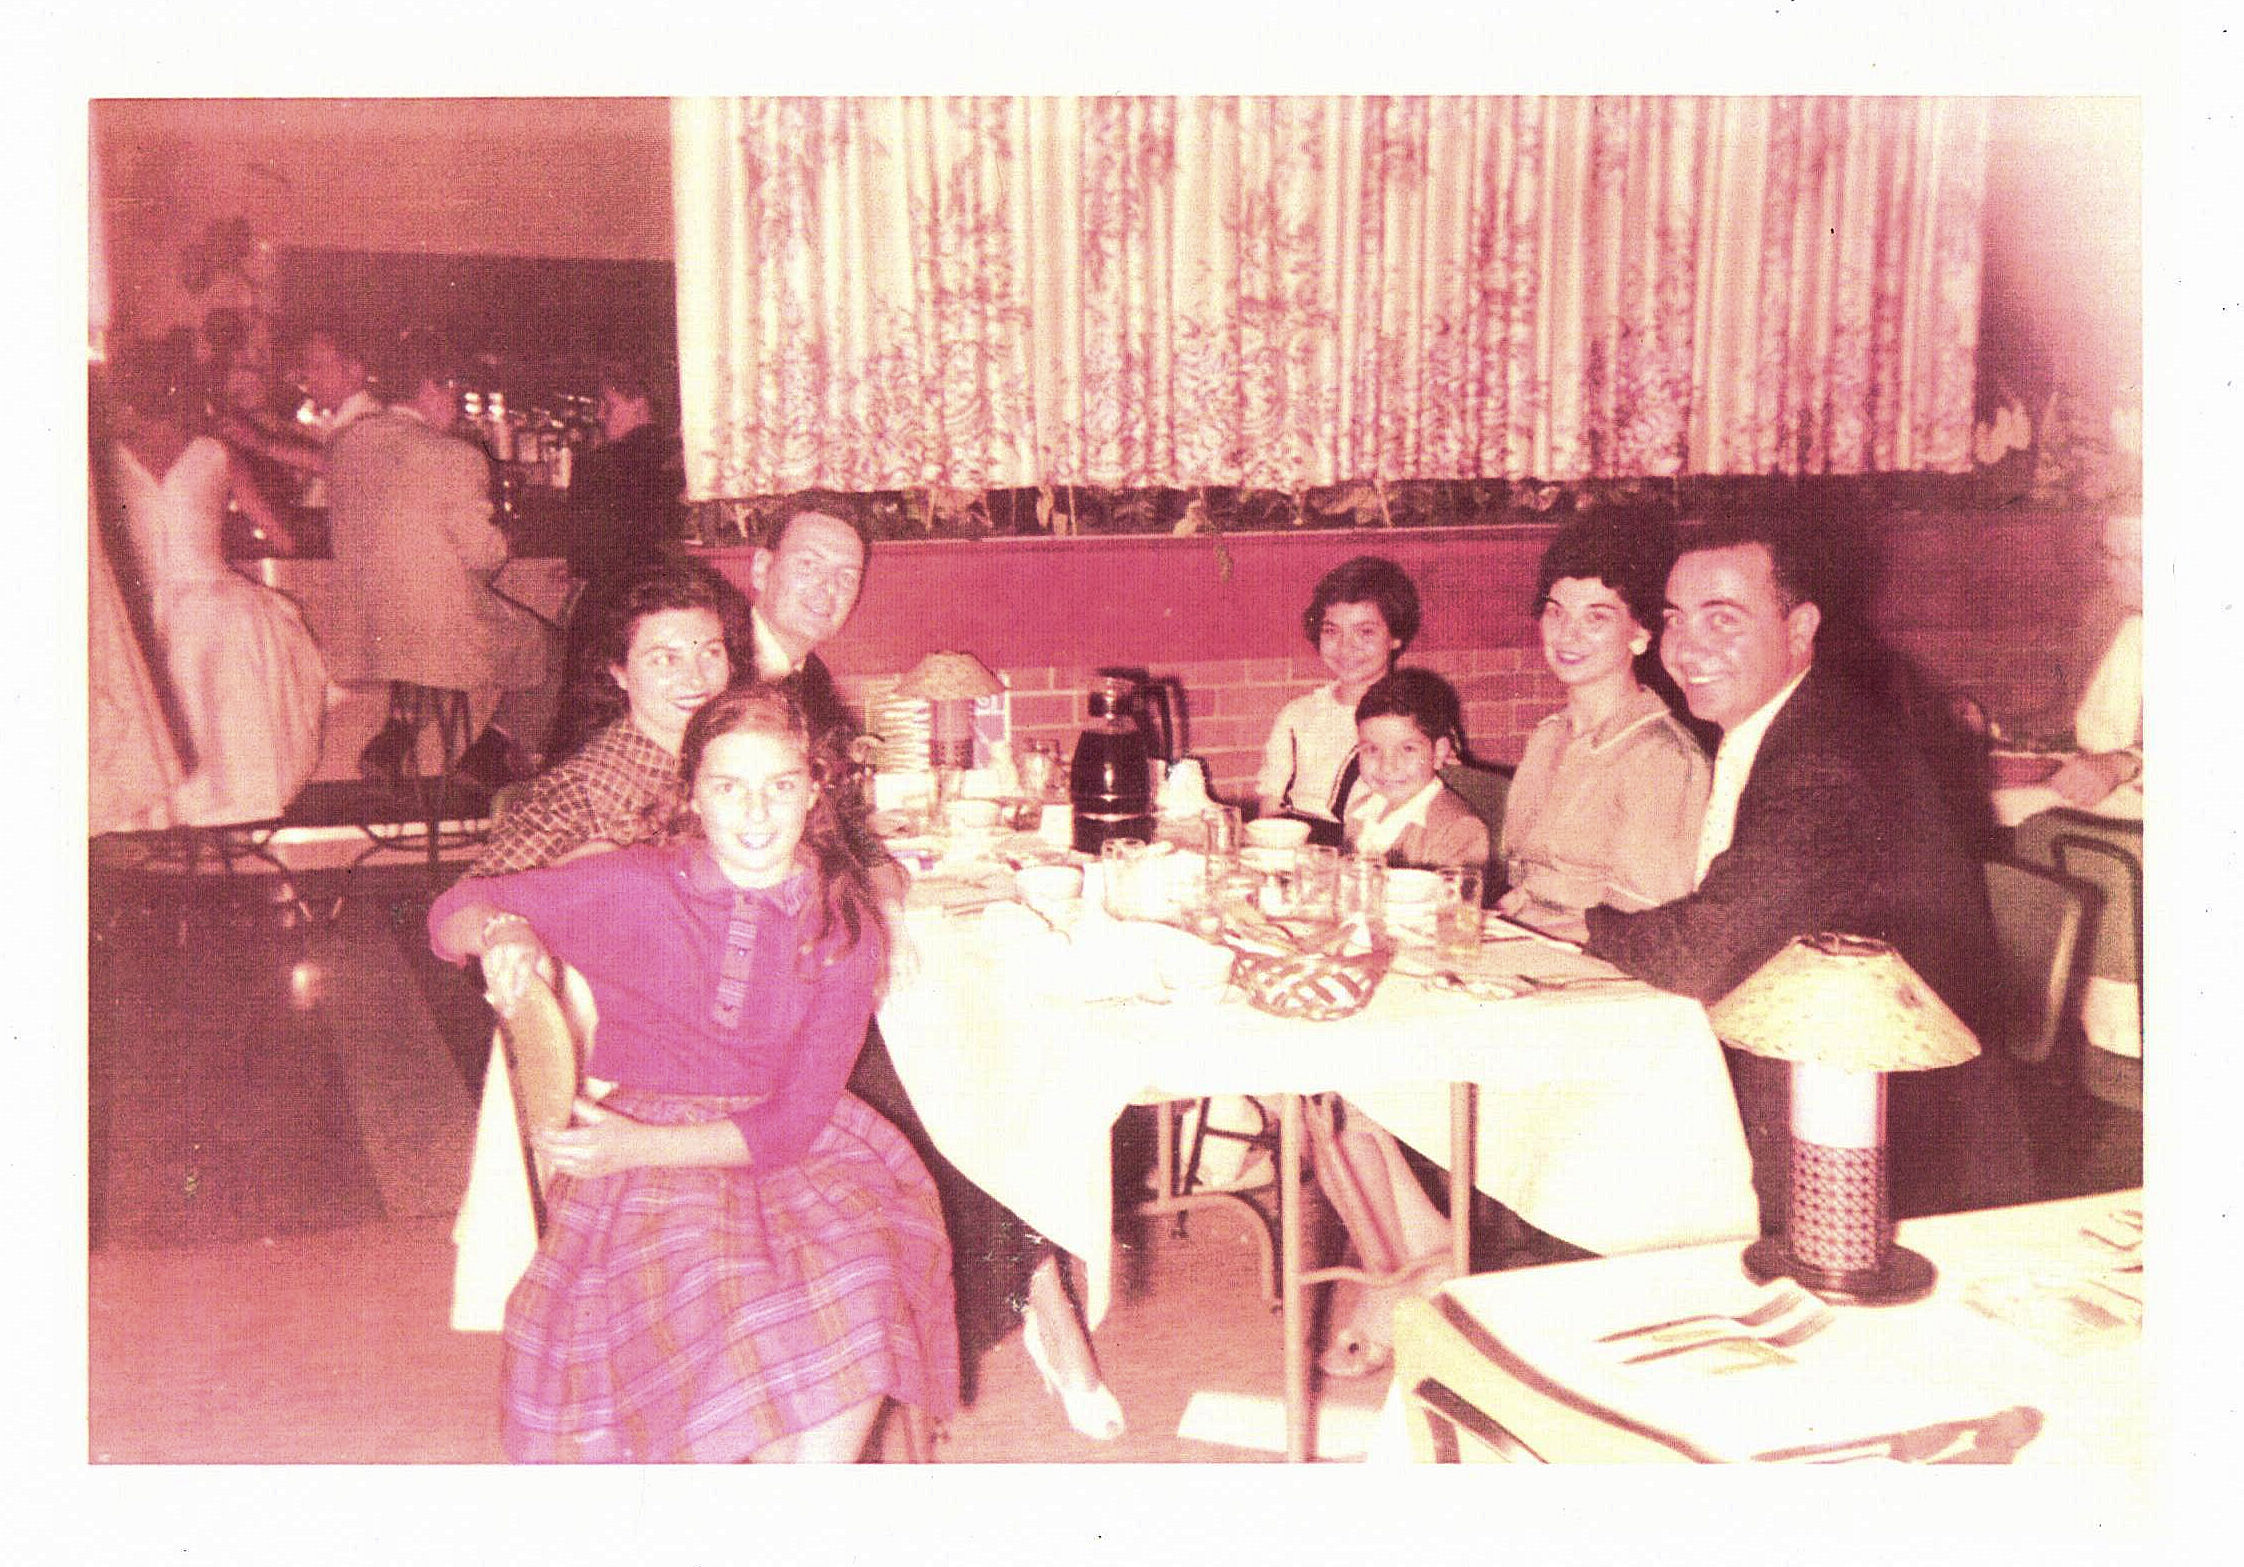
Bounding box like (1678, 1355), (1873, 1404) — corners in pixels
(1710, 932), (1980, 1305)
(896, 649), (1003, 772)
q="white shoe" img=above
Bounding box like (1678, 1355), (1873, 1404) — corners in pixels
(1022, 1301), (1125, 1441)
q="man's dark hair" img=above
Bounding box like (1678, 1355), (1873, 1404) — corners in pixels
(1354, 666), (1465, 753)
(763, 490), (870, 554)
(1301, 555), (1423, 653)
(594, 356), (663, 411)
(1673, 516), (1823, 615)
(377, 327), (459, 402)
(296, 321), (372, 370)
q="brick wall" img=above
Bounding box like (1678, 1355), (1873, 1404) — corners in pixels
(707, 507), (2106, 809)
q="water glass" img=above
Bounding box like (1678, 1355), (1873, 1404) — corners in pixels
(1292, 844), (1341, 923)
(1101, 837), (1153, 921)
(1437, 865), (1485, 965)
(1338, 852), (1387, 929)
(1202, 804), (1243, 860)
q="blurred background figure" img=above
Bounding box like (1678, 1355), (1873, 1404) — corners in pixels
(97, 336), (327, 828)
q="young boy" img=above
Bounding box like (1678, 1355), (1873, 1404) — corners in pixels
(1342, 668), (1488, 870)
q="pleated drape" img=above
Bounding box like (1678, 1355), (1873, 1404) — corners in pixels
(675, 95), (1986, 498)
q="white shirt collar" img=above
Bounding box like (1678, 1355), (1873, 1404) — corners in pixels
(1693, 666), (1810, 887)
(1348, 775), (1443, 858)
(750, 606), (797, 680)
(326, 388), (380, 434)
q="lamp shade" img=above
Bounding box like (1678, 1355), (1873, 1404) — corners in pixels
(1711, 933), (1979, 1073)
(896, 650), (1003, 702)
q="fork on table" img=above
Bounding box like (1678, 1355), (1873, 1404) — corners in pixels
(1617, 1301), (1836, 1366)
(1596, 1284), (1810, 1344)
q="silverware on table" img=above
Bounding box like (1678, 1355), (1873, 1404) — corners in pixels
(1617, 1301), (1835, 1366)
(1597, 1284), (1809, 1344)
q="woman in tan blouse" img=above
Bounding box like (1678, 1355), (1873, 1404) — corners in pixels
(1496, 518), (1712, 943)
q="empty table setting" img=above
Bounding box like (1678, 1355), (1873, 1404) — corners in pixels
(1373, 1190), (2145, 1465)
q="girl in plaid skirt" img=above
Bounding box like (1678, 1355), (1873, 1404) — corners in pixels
(431, 683), (958, 1460)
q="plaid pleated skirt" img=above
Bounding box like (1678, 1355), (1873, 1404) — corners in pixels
(500, 1086), (960, 1462)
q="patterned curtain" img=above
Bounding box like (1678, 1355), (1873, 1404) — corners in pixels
(675, 96), (1986, 498)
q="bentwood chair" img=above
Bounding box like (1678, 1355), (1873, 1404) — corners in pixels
(494, 971), (583, 1236)
(1982, 858), (2094, 1068)
(2044, 821), (2144, 1113)
(492, 970), (935, 1462)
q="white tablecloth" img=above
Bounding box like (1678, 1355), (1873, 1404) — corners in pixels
(878, 900), (1757, 1325)
(1371, 1191), (2145, 1465)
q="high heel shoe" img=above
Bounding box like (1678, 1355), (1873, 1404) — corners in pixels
(1021, 1301), (1125, 1441)
(1318, 1252), (1457, 1379)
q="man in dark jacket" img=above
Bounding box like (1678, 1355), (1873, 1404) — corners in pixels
(1585, 518), (2029, 1229)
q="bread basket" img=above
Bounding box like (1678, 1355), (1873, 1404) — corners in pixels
(1228, 941), (1393, 1021)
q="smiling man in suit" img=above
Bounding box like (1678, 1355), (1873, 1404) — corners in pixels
(1584, 517), (2029, 1229)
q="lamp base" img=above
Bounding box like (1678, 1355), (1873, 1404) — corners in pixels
(1743, 1236), (1937, 1307)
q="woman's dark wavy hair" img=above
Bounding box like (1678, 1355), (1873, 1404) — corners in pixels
(672, 683), (888, 971)
(1531, 516), (1695, 706)
(543, 559), (757, 762)
(1301, 555), (1423, 653)
(1530, 516), (1679, 636)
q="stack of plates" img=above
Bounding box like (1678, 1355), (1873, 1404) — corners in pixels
(859, 675), (932, 774)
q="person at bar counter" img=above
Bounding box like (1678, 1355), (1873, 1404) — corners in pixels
(1579, 517), (2030, 1227)
(429, 683), (958, 1461)
(562, 357), (683, 595)
(745, 496), (1126, 1438)
(325, 327), (553, 791)
(215, 323), (381, 497)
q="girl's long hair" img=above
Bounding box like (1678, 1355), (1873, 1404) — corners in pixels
(673, 683), (888, 972)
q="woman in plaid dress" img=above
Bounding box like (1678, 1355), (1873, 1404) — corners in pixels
(431, 684), (958, 1461)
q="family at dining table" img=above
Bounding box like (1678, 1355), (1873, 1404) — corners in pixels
(415, 487), (2094, 1461)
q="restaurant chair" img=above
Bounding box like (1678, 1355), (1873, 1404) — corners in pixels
(1439, 760), (1513, 892)
(2045, 823), (2143, 1113)
(490, 971), (935, 1462)
(494, 970), (583, 1235)
(1982, 857), (2094, 1067)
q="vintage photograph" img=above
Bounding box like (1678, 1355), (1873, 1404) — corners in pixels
(81, 76), (2150, 1508)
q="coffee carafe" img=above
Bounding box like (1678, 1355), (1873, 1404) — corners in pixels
(1069, 669), (1177, 854)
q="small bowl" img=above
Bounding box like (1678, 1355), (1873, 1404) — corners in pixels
(1014, 863), (1085, 906)
(945, 798), (1003, 833)
(1144, 925), (1238, 1002)
(1244, 817), (1312, 850)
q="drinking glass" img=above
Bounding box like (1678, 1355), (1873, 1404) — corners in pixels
(1437, 865), (1485, 966)
(1339, 852), (1387, 930)
(1202, 804), (1243, 860)
(1292, 844), (1341, 924)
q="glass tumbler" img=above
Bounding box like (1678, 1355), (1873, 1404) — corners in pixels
(1291, 843), (1341, 925)
(1339, 851), (1388, 931)
(1437, 864), (1485, 966)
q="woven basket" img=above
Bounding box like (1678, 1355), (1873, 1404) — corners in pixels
(1230, 943), (1393, 1021)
